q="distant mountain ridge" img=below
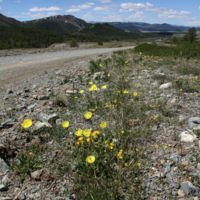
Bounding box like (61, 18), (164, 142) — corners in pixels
(0, 13), (25, 27)
(23, 15), (89, 33)
(0, 13), (200, 33)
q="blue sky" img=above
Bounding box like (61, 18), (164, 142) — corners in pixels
(1, 0), (200, 26)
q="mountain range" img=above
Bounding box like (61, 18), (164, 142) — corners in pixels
(0, 13), (199, 33)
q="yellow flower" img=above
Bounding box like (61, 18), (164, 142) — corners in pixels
(93, 130), (100, 134)
(62, 121), (69, 128)
(79, 90), (85, 93)
(89, 84), (98, 91)
(91, 133), (97, 138)
(78, 137), (84, 141)
(75, 142), (80, 145)
(29, 152), (33, 155)
(101, 85), (107, 89)
(139, 52), (142, 55)
(137, 163), (141, 166)
(119, 156), (123, 159)
(107, 74), (110, 77)
(133, 92), (138, 96)
(109, 143), (115, 146)
(89, 81), (93, 85)
(125, 163), (129, 167)
(84, 112), (93, 119)
(21, 119), (33, 129)
(75, 128), (83, 136)
(123, 90), (129, 94)
(86, 138), (91, 142)
(86, 155), (95, 163)
(135, 148), (139, 152)
(83, 129), (91, 137)
(138, 76), (142, 79)
(100, 122), (107, 128)
(163, 145), (168, 149)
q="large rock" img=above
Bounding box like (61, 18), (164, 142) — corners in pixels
(181, 181), (199, 196)
(179, 130), (196, 142)
(188, 117), (200, 129)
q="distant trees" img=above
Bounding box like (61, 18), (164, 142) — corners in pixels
(183, 27), (197, 43)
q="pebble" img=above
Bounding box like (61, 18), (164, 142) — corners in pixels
(159, 82), (172, 89)
(0, 158), (8, 172)
(179, 130), (196, 142)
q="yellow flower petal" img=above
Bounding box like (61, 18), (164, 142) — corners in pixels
(75, 128), (83, 136)
(86, 155), (95, 163)
(79, 90), (85, 93)
(100, 122), (107, 128)
(83, 129), (91, 137)
(101, 85), (107, 89)
(21, 119), (33, 129)
(84, 112), (92, 119)
(133, 92), (138, 96)
(62, 121), (69, 128)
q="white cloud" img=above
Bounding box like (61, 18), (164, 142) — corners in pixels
(82, 12), (93, 19)
(94, 6), (115, 11)
(96, 0), (112, 3)
(127, 11), (145, 21)
(66, 3), (94, 12)
(102, 14), (123, 22)
(14, 1), (21, 3)
(29, 6), (62, 12)
(158, 9), (191, 19)
(120, 2), (164, 12)
(0, 0), (3, 2)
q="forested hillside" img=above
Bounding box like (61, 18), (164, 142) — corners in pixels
(0, 26), (67, 49)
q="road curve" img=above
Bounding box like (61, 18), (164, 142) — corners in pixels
(0, 46), (135, 91)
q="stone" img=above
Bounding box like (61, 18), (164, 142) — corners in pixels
(56, 119), (62, 125)
(179, 131), (196, 142)
(38, 95), (49, 100)
(0, 198), (12, 200)
(0, 184), (8, 191)
(159, 82), (172, 89)
(188, 117), (200, 129)
(34, 122), (52, 130)
(23, 88), (30, 93)
(179, 115), (186, 121)
(20, 194), (26, 200)
(37, 112), (58, 123)
(93, 71), (105, 80)
(6, 89), (13, 94)
(27, 103), (37, 110)
(66, 90), (77, 94)
(197, 163), (200, 170)
(2, 175), (11, 185)
(0, 158), (8, 172)
(31, 169), (43, 180)
(177, 189), (185, 197)
(181, 181), (199, 196)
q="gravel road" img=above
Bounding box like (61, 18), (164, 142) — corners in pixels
(0, 46), (134, 92)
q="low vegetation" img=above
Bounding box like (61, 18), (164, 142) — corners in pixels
(8, 38), (200, 199)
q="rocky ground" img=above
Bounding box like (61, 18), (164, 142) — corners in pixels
(0, 46), (200, 199)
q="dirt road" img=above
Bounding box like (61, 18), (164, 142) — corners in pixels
(0, 46), (134, 92)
